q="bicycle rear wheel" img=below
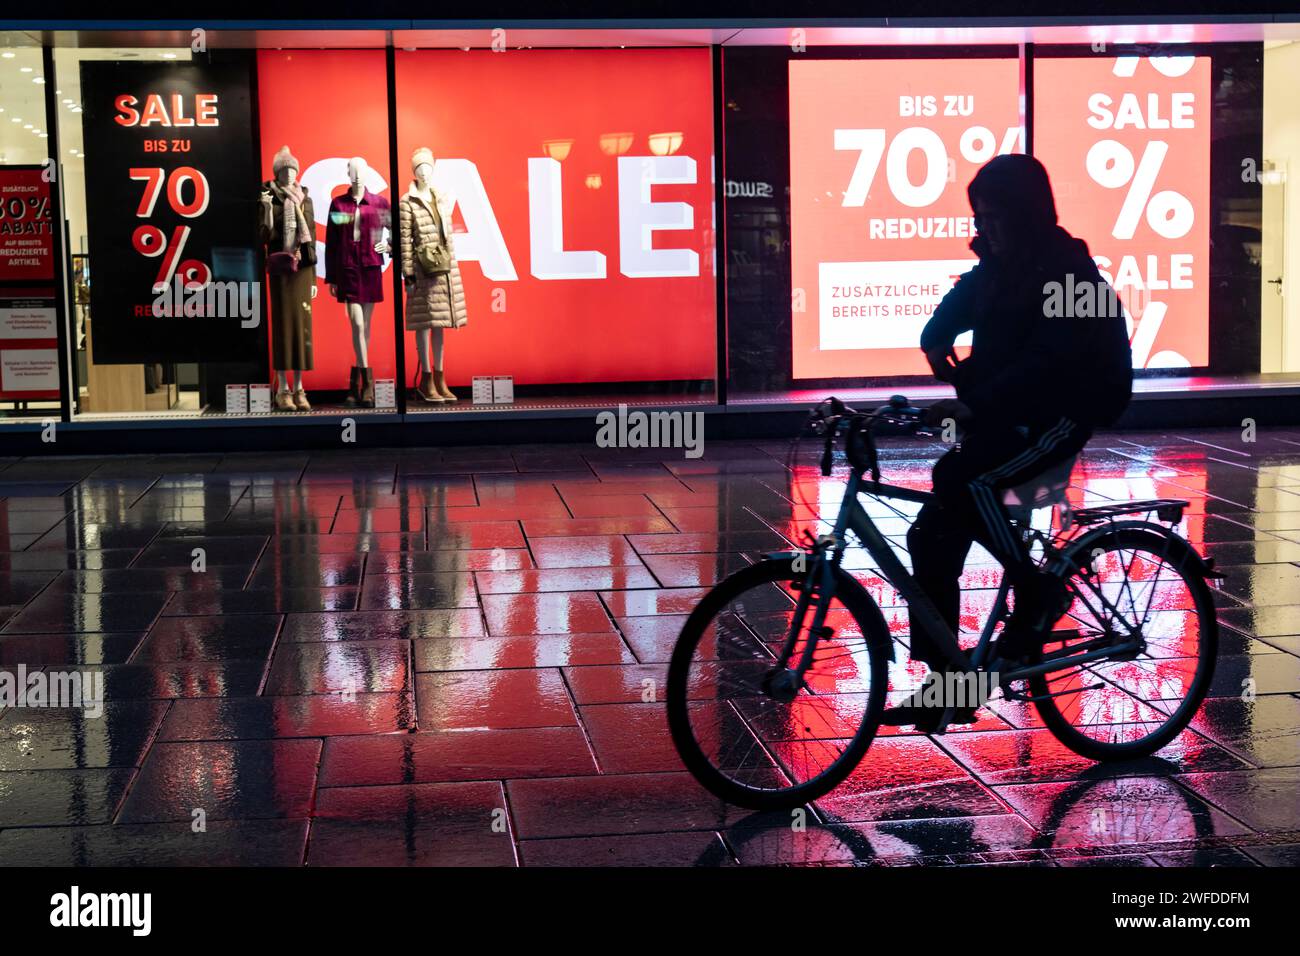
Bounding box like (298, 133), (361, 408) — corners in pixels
(666, 558), (891, 810)
(1029, 524), (1217, 760)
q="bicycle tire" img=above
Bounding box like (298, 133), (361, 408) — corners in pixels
(666, 557), (892, 811)
(1030, 523), (1218, 761)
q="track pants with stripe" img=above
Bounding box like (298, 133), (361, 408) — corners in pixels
(905, 416), (1090, 669)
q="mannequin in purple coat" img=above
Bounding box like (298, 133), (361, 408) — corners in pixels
(325, 156), (391, 407)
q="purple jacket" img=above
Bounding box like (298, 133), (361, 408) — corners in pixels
(324, 188), (390, 279)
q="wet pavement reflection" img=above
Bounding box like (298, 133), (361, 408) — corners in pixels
(0, 430), (1298, 865)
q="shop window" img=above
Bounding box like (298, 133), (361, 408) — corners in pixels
(0, 39), (60, 421)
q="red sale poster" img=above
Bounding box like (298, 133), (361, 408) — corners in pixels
(394, 48), (716, 387)
(1034, 55), (1211, 369)
(788, 58), (1022, 380)
(0, 167), (54, 282)
(258, 50), (396, 392)
(0, 166), (58, 400)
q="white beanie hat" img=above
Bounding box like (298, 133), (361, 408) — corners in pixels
(411, 147), (434, 173)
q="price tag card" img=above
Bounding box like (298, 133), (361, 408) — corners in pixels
(248, 384), (272, 413)
(492, 376), (514, 404)
(225, 384), (248, 415)
(374, 378), (396, 409)
(472, 376), (494, 405)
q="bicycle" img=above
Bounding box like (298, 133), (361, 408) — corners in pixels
(666, 395), (1223, 810)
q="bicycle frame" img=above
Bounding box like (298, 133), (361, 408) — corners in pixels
(775, 463), (1147, 718)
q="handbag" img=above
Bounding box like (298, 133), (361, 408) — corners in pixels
(414, 194), (451, 277)
(267, 251), (299, 276)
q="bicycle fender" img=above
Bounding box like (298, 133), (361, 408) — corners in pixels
(1063, 521), (1223, 580)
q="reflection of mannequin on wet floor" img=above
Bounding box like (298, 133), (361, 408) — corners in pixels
(400, 147), (468, 404)
(326, 157), (390, 408)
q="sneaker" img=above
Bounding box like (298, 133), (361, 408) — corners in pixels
(880, 673), (978, 731)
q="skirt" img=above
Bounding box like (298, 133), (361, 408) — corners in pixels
(332, 264), (385, 305)
(269, 266), (315, 371)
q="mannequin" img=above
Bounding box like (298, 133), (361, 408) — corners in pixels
(399, 147), (468, 404)
(325, 156), (391, 408)
(258, 145), (319, 412)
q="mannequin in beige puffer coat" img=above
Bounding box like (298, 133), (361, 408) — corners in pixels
(400, 148), (468, 403)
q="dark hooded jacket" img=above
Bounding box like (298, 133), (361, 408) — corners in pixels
(920, 154), (1133, 430)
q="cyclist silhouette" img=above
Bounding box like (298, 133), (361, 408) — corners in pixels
(886, 154), (1134, 731)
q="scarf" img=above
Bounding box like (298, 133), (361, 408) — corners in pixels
(280, 182), (312, 254)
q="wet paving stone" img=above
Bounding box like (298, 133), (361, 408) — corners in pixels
(264, 641), (411, 696)
(158, 692), (416, 741)
(117, 739), (321, 823)
(279, 608), (485, 642)
(308, 781), (516, 866)
(319, 726), (597, 786)
(0, 701), (169, 771)
(0, 767), (135, 826)
(1171, 767), (1300, 832)
(937, 727), (1250, 785)
(133, 614), (280, 663)
(992, 775), (1252, 850)
(415, 669), (577, 730)
(0, 818), (309, 867)
(413, 633), (634, 671)
(519, 830), (734, 866)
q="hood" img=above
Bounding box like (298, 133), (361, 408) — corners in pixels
(968, 154), (1060, 262)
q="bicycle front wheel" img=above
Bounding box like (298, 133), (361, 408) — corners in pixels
(1030, 524), (1218, 761)
(666, 557), (891, 811)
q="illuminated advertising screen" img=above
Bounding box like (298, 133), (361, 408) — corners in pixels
(788, 57), (1022, 379)
(393, 48), (716, 387)
(1034, 54), (1211, 370)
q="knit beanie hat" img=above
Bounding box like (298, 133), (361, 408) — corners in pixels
(411, 147), (434, 174)
(272, 145), (300, 177)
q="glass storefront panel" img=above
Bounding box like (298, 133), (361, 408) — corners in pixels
(0, 35), (60, 422)
(53, 39), (401, 420)
(41, 34), (718, 424)
(1263, 40), (1300, 377)
(393, 45), (718, 413)
(722, 39), (1300, 406)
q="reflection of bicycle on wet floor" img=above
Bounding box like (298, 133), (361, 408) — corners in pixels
(694, 762), (1222, 865)
(667, 396), (1222, 811)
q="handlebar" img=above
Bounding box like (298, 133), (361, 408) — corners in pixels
(805, 394), (934, 479)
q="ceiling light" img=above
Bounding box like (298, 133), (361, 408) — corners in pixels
(71, 107), (82, 113)
(22, 124), (32, 129)
(33, 77), (44, 84)
(161, 53), (177, 59)
(19, 66), (32, 73)
(39, 133), (47, 138)
(0, 52), (15, 59)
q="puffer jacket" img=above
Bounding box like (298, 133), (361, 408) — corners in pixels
(399, 184), (468, 330)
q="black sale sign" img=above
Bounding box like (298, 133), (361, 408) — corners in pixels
(80, 58), (261, 364)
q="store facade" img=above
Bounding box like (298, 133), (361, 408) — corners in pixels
(2, 19), (1299, 446)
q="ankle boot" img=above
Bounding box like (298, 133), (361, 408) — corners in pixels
(415, 370), (443, 403)
(358, 367), (375, 408)
(343, 366), (361, 407)
(433, 369), (456, 402)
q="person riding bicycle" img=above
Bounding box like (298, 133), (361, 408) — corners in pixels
(884, 154), (1134, 731)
